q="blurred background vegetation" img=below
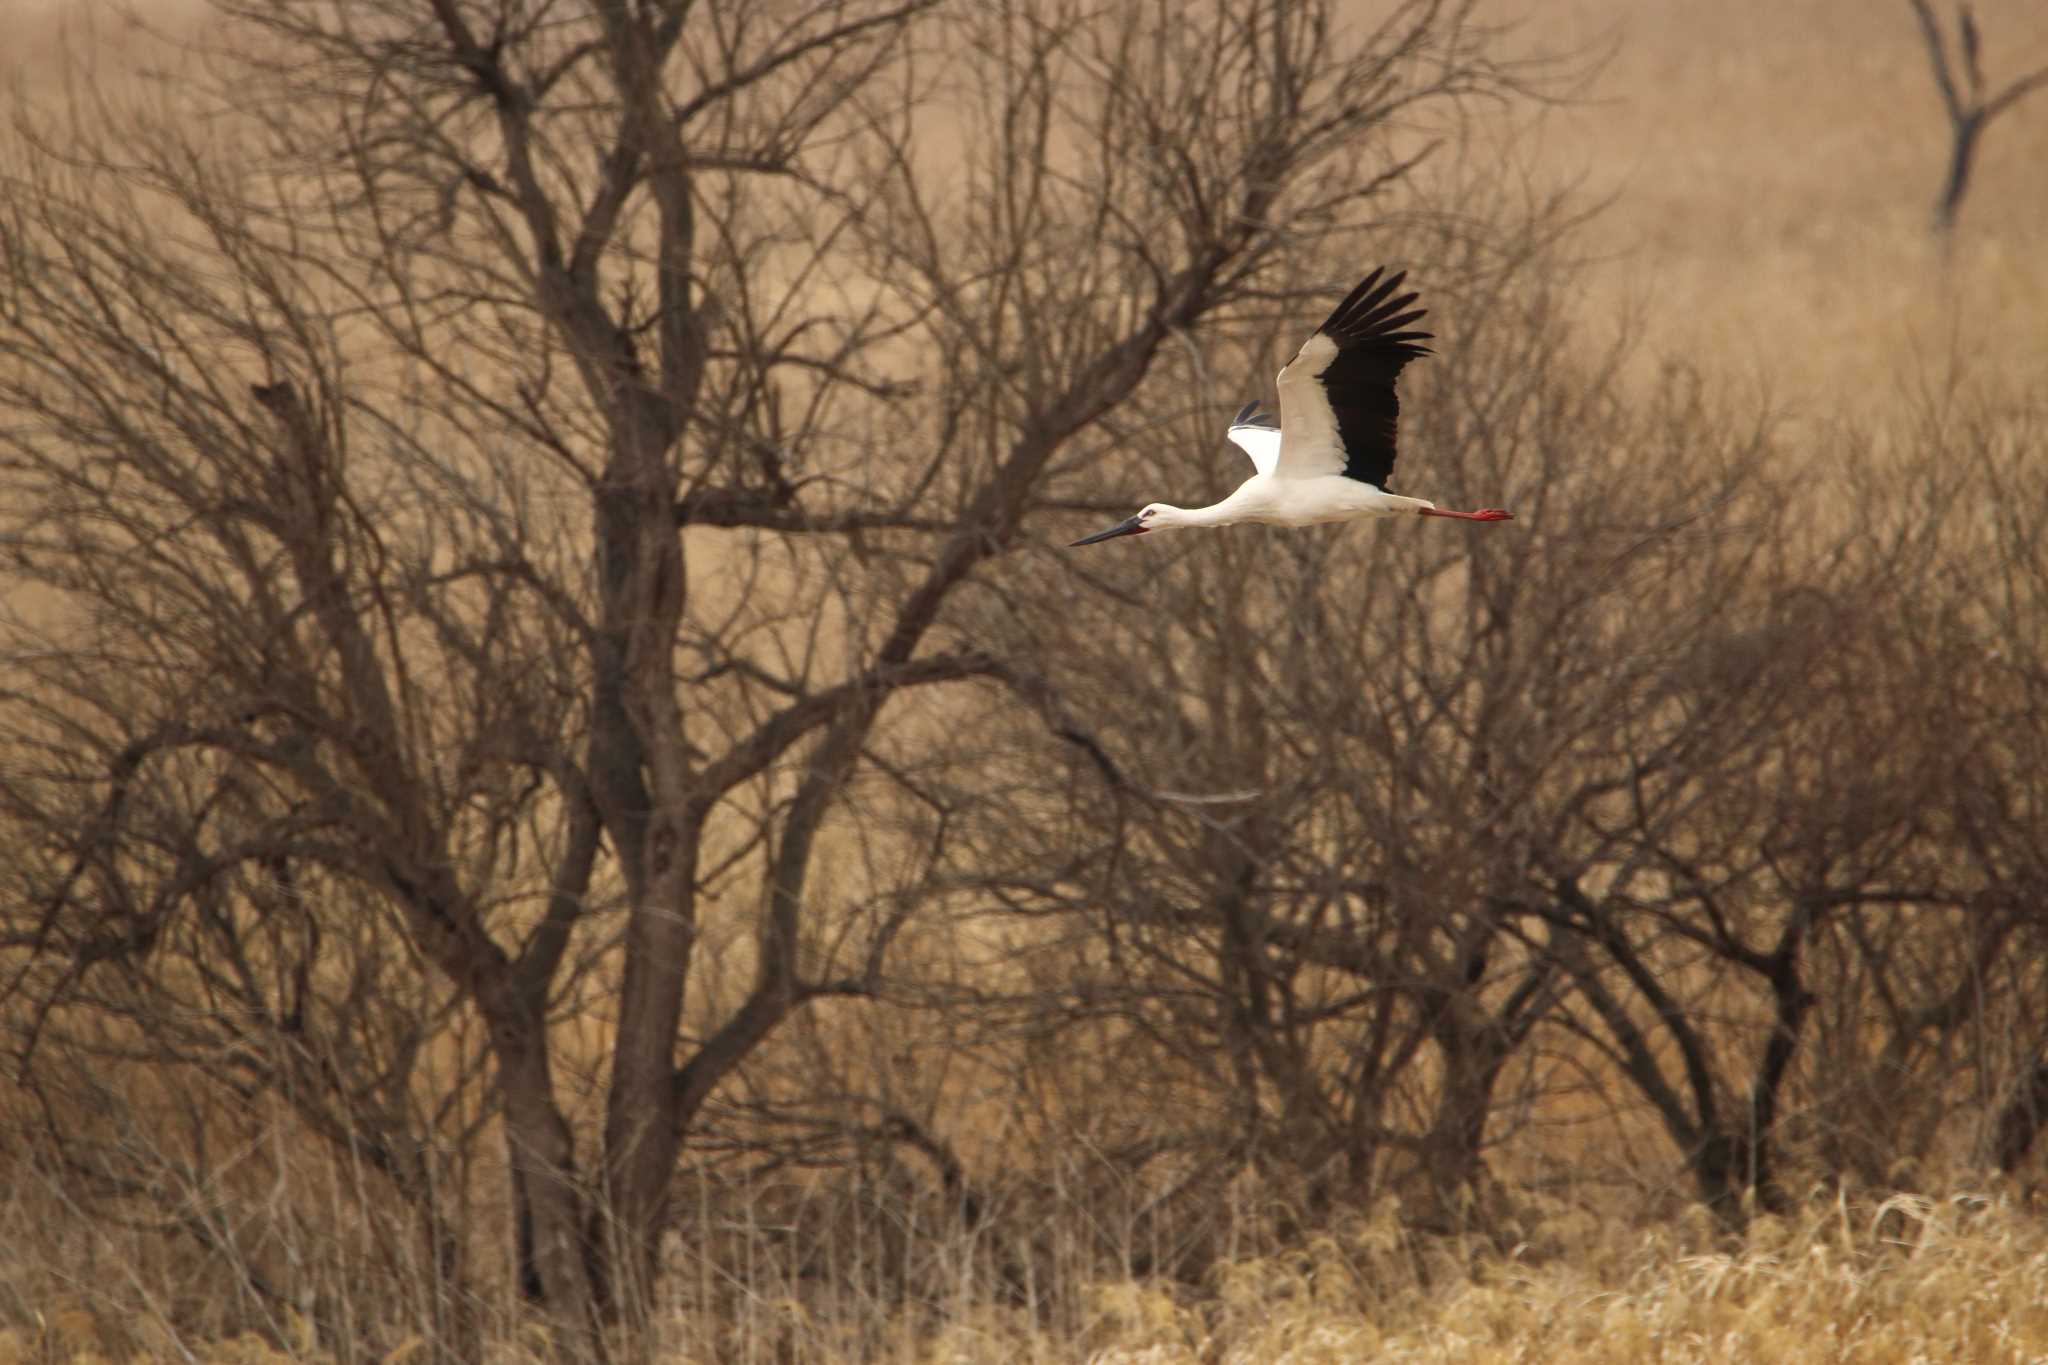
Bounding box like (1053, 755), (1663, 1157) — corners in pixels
(1, 1), (2044, 1360)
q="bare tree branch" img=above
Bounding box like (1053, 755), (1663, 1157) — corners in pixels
(1909, 0), (2048, 232)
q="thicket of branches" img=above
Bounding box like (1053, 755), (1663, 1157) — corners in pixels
(0, 1), (2041, 1361)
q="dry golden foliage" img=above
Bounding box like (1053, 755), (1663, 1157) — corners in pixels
(5, 1188), (2047, 1362)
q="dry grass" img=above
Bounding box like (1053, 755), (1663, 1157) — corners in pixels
(5, 1184), (2048, 1362)
(910, 1189), (2048, 1364)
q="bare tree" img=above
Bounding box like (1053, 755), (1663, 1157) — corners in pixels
(1538, 585), (1977, 1216)
(1508, 380), (2041, 1221)
(943, 239), (2016, 1234)
(1908, 0), (2048, 234)
(0, 0), (1543, 1344)
(887, 235), (1771, 1243)
(1933, 395), (2048, 1175)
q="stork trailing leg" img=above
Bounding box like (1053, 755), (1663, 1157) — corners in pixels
(1420, 506), (1514, 521)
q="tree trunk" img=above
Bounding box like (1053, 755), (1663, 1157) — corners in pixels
(1936, 110), (1984, 233)
(1992, 1052), (2048, 1173)
(590, 391), (697, 1321)
(487, 1004), (602, 1349)
(1415, 1028), (1509, 1226)
(599, 815), (701, 1318)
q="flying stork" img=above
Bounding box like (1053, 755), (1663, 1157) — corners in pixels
(1070, 267), (1513, 546)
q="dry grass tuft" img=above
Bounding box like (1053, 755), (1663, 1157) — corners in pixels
(977, 1189), (2048, 1365)
(1, 1181), (2041, 1361)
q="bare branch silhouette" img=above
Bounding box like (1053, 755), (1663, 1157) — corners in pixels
(1909, 0), (2048, 233)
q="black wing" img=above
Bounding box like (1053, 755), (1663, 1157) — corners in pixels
(1307, 267), (1434, 488)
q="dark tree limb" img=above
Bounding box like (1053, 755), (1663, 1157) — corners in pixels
(1909, 0), (2048, 233)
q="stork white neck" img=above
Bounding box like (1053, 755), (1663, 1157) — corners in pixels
(1139, 499), (1240, 531)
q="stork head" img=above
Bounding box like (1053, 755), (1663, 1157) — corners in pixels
(1069, 504), (1167, 547)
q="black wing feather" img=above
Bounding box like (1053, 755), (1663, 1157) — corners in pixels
(1231, 400), (1277, 429)
(1311, 267), (1434, 488)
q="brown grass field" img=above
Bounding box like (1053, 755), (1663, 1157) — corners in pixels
(1512, 0), (2048, 409)
(7, 1186), (2048, 1361)
(4, 0), (2048, 1360)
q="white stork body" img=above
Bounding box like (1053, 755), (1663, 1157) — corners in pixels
(1071, 268), (1511, 546)
(1132, 466), (1432, 532)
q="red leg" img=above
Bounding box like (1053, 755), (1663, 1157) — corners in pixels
(1419, 507), (1514, 521)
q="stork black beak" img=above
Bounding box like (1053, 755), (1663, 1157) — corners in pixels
(1069, 515), (1148, 547)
